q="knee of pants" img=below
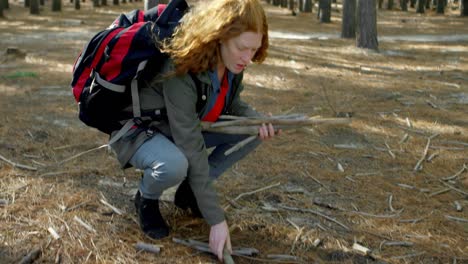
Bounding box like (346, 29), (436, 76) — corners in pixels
(149, 155), (188, 187)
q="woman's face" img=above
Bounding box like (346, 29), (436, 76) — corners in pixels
(220, 31), (263, 74)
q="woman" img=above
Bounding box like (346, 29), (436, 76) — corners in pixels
(111, 0), (278, 260)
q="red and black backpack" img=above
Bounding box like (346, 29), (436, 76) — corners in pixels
(71, 0), (204, 143)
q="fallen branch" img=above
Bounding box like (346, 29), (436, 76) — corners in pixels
(57, 144), (107, 165)
(0, 154), (37, 171)
(442, 164), (467, 181)
(379, 240), (414, 251)
(47, 227), (60, 240)
(413, 138), (431, 172)
(349, 210), (401, 219)
(134, 242), (161, 254)
(201, 117), (351, 135)
(388, 194), (396, 212)
(99, 199), (123, 215)
(278, 204), (350, 230)
(227, 182), (281, 207)
(266, 254), (300, 261)
(454, 201), (462, 212)
(172, 237), (259, 261)
(445, 215), (468, 223)
(73, 216), (96, 233)
(224, 135), (257, 156)
(352, 243), (370, 255)
(428, 188), (451, 197)
(439, 181), (468, 196)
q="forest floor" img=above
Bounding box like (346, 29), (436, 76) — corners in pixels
(0, 1), (467, 263)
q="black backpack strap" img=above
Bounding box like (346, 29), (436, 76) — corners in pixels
(188, 72), (207, 115)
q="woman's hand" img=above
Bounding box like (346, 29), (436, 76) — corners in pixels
(209, 220), (232, 262)
(258, 113), (282, 140)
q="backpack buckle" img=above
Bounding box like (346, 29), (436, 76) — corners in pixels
(133, 117), (144, 126)
(146, 128), (155, 137)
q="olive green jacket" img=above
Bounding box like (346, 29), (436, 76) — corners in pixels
(110, 61), (259, 226)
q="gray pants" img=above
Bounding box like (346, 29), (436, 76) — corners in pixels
(129, 132), (260, 200)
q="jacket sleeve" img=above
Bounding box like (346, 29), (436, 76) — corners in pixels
(162, 73), (225, 226)
(228, 74), (262, 117)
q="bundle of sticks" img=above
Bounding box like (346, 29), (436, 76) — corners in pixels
(201, 114), (351, 155)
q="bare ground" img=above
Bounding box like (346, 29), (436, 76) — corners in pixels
(0, 1), (467, 263)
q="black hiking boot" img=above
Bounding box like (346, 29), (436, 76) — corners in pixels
(134, 191), (169, 239)
(174, 179), (203, 218)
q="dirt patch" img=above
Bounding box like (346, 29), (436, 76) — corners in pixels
(1, 1), (467, 263)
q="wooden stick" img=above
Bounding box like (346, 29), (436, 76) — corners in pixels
(414, 138), (431, 171)
(0, 154), (37, 171)
(445, 215), (468, 223)
(266, 255), (299, 261)
(454, 201), (462, 212)
(442, 164), (467, 181)
(440, 181), (468, 196)
(428, 188), (451, 197)
(352, 243), (370, 255)
(304, 170), (331, 192)
(232, 182), (281, 202)
(172, 238), (258, 257)
(388, 194), (396, 212)
(99, 199), (123, 215)
(47, 227), (60, 240)
(349, 210), (400, 218)
(224, 135), (257, 156)
(385, 142), (396, 159)
(207, 117), (350, 128)
(134, 242), (161, 254)
(57, 144), (107, 165)
(73, 216), (96, 233)
(278, 204), (350, 230)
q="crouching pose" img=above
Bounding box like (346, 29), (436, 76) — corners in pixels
(111, 0), (278, 260)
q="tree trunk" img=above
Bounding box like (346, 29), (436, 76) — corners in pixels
(417, 0), (425, 12)
(30, 0), (39, 14)
(425, 0), (431, 8)
(401, 0), (408, 10)
(298, 0), (303, 11)
(122, 0), (126, 3)
(3, 0), (8, 9)
(113, 0), (119, 5)
(462, 0), (468, 16)
(24, 0), (30, 8)
(101, 0), (107, 5)
(342, 0), (356, 38)
(273, 0), (280, 6)
(52, 0), (61, 11)
(410, 0), (416, 7)
(303, 0), (312, 12)
(378, 0), (383, 8)
(387, 0), (394, 9)
(289, 0), (296, 15)
(144, 0), (157, 10)
(436, 0), (444, 12)
(281, 0), (288, 7)
(75, 0), (80, 9)
(319, 0), (332, 22)
(357, 0), (378, 51)
(93, 0), (100, 7)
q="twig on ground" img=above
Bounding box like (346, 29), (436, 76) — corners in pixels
(224, 135), (257, 156)
(399, 133), (409, 144)
(56, 144), (107, 165)
(442, 164), (467, 181)
(429, 188), (451, 197)
(379, 240), (414, 251)
(445, 215), (468, 223)
(426, 152), (439, 162)
(303, 170), (331, 192)
(454, 201), (462, 212)
(278, 204), (350, 230)
(224, 182), (281, 210)
(385, 142), (396, 159)
(414, 138), (431, 171)
(47, 227), (60, 240)
(99, 199), (123, 215)
(388, 194), (396, 212)
(172, 238), (259, 260)
(439, 181), (468, 196)
(135, 242), (161, 254)
(349, 210), (401, 219)
(0, 154), (38, 171)
(73, 216), (96, 233)
(352, 243), (370, 255)
(267, 254), (300, 261)
(405, 117), (412, 128)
